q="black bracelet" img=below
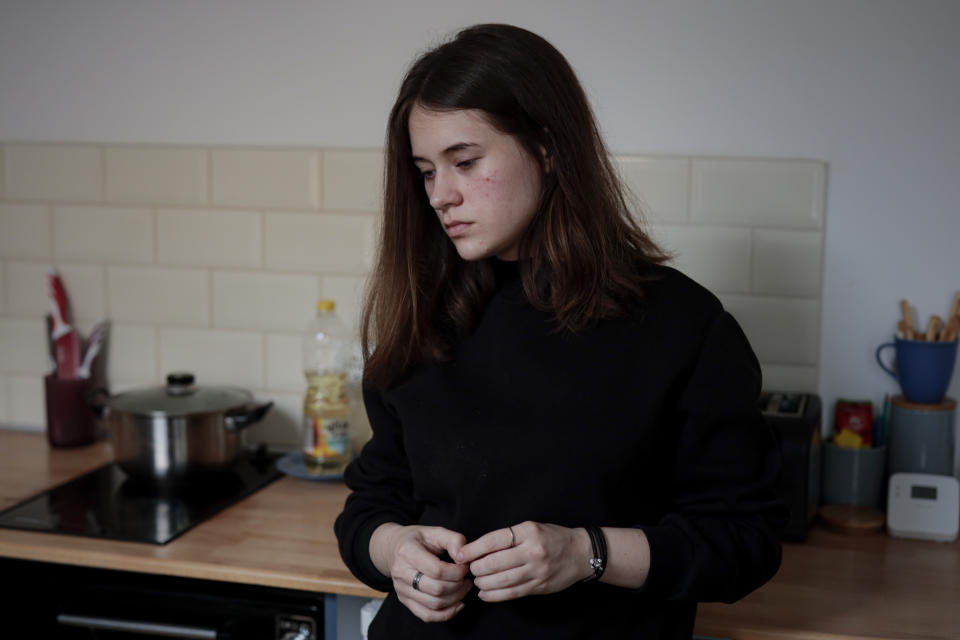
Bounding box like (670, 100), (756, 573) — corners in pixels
(582, 526), (607, 582)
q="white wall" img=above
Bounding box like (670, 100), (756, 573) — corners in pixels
(2, 0), (959, 421)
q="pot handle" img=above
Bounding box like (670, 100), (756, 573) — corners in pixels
(224, 401), (274, 431)
(85, 387), (111, 418)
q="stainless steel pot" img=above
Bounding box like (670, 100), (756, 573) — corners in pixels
(89, 372), (273, 483)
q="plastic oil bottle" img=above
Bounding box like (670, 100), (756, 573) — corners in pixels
(302, 300), (358, 474)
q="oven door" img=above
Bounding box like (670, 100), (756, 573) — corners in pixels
(6, 559), (323, 640)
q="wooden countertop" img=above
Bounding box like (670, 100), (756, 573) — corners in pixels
(2, 430), (959, 639)
(0, 430), (375, 598)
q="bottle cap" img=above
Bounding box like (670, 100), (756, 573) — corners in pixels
(317, 300), (336, 311)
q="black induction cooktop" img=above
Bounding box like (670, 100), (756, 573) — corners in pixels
(0, 447), (283, 545)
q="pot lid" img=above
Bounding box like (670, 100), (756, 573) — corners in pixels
(105, 372), (253, 416)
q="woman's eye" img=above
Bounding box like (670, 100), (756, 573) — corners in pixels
(419, 169), (435, 180)
(456, 159), (475, 170)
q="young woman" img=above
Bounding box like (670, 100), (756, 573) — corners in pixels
(335, 23), (786, 639)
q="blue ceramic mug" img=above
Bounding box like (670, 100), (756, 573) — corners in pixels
(876, 337), (958, 404)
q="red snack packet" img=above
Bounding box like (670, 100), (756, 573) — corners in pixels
(834, 399), (873, 447)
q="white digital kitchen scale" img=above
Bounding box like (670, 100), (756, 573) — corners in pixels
(887, 473), (960, 542)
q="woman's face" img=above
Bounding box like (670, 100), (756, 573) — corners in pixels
(408, 105), (543, 262)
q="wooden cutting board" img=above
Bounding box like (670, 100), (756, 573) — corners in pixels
(818, 504), (886, 535)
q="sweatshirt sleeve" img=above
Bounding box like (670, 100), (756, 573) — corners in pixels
(334, 386), (421, 592)
(638, 310), (788, 603)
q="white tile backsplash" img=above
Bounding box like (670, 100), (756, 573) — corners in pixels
(4, 144), (102, 202)
(721, 295), (821, 367)
(61, 264), (107, 322)
(1, 142), (827, 431)
(159, 327), (263, 389)
(212, 149), (320, 209)
(8, 375), (45, 430)
(616, 156), (690, 224)
(753, 229), (823, 297)
(54, 206), (154, 264)
(107, 324), (158, 384)
(652, 225), (752, 294)
(691, 158), (825, 229)
(322, 150), (383, 212)
(0, 318), (50, 375)
(213, 270), (319, 331)
(5, 262), (105, 322)
(265, 211), (375, 274)
(107, 266), (210, 326)
(106, 147), (208, 206)
(320, 274), (368, 336)
(0, 204), (52, 259)
(761, 364), (819, 394)
(158, 208), (262, 268)
(266, 333), (304, 392)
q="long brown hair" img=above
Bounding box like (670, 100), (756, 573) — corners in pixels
(362, 23), (667, 387)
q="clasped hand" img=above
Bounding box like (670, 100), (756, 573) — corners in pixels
(376, 522), (591, 623)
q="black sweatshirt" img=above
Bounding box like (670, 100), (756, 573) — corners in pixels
(335, 262), (787, 639)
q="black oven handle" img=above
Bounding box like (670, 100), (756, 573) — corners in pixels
(56, 613), (217, 638)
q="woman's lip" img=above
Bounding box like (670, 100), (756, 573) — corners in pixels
(445, 222), (472, 238)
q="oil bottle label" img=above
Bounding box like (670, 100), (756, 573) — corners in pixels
(303, 415), (350, 458)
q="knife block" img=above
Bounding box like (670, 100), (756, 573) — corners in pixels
(44, 374), (97, 447)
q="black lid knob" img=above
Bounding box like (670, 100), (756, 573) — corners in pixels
(166, 372), (195, 386)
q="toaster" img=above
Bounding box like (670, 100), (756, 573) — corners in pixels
(758, 391), (822, 542)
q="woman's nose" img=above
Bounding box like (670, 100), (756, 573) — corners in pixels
(429, 170), (462, 211)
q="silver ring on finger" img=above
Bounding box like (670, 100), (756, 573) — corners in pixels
(412, 570), (424, 591)
(508, 525), (516, 547)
